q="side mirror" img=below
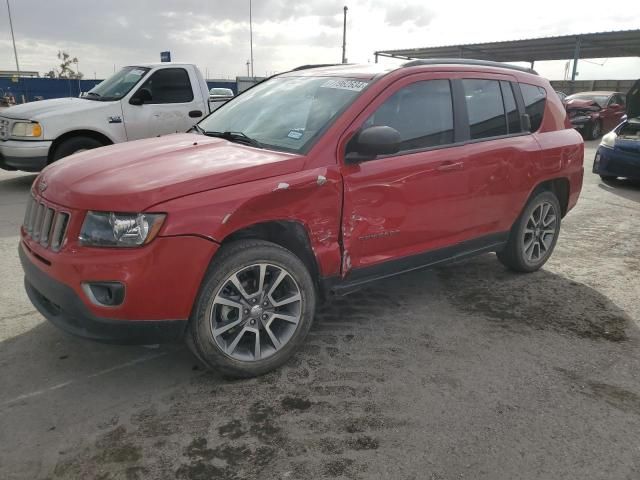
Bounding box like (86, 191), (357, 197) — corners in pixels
(521, 113), (532, 132)
(346, 126), (401, 163)
(129, 88), (152, 106)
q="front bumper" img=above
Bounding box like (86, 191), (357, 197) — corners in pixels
(0, 139), (51, 171)
(593, 145), (640, 180)
(21, 245), (187, 343)
(20, 229), (219, 344)
(569, 117), (592, 130)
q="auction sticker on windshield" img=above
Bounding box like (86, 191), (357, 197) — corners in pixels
(321, 79), (369, 91)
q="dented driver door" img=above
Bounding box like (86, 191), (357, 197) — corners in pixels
(339, 75), (473, 277)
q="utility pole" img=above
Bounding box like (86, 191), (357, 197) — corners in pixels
(246, 60), (250, 77)
(6, 0), (20, 74)
(249, 0), (254, 78)
(341, 6), (348, 64)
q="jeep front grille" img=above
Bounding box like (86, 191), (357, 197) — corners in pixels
(23, 195), (70, 252)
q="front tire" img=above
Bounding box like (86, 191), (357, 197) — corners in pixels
(187, 240), (316, 378)
(497, 191), (561, 273)
(585, 120), (602, 140)
(52, 136), (105, 162)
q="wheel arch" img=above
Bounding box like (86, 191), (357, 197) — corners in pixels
(530, 177), (570, 217)
(220, 220), (321, 288)
(48, 129), (114, 163)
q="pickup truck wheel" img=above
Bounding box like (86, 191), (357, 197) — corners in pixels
(52, 136), (104, 162)
(188, 239), (316, 378)
(497, 191), (561, 273)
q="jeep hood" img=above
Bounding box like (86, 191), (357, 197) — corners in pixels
(39, 133), (304, 211)
(1, 97), (113, 121)
(628, 79), (640, 119)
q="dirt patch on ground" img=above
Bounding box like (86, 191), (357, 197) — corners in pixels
(438, 255), (631, 342)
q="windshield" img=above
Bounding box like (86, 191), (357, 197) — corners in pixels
(566, 94), (609, 107)
(198, 76), (370, 153)
(86, 67), (150, 101)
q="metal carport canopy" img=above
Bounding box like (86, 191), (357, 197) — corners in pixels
(375, 29), (640, 80)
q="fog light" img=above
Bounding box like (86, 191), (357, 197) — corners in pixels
(82, 282), (125, 307)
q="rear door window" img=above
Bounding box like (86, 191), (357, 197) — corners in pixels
(519, 83), (546, 132)
(462, 79), (507, 140)
(364, 79), (454, 152)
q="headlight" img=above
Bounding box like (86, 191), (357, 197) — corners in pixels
(600, 131), (617, 148)
(79, 211), (166, 247)
(12, 121), (42, 138)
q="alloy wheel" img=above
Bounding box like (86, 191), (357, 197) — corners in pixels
(208, 263), (302, 362)
(522, 201), (557, 264)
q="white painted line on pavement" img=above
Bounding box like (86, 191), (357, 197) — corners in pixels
(1, 351), (170, 407)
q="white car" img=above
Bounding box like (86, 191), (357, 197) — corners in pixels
(0, 63), (213, 172)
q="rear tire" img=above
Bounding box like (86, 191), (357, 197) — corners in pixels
(52, 136), (105, 162)
(497, 191), (561, 273)
(187, 239), (316, 378)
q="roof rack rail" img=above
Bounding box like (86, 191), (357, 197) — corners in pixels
(402, 58), (538, 75)
(291, 63), (343, 71)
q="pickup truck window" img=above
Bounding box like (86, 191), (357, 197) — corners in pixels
(137, 68), (194, 104)
(198, 76), (369, 153)
(86, 66), (150, 101)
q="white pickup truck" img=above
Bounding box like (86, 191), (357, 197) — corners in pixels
(0, 63), (218, 172)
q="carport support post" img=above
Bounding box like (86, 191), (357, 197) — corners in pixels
(571, 37), (581, 81)
(374, 52), (379, 63)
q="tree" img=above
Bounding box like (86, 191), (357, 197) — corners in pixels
(46, 51), (83, 79)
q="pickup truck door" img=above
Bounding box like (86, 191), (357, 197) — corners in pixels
(122, 67), (205, 140)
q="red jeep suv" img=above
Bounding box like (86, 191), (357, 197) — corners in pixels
(20, 60), (584, 377)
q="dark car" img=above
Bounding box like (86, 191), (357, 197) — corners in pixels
(593, 80), (640, 180)
(565, 91), (627, 140)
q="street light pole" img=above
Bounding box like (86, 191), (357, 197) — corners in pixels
(6, 0), (20, 74)
(249, 0), (254, 78)
(341, 6), (348, 64)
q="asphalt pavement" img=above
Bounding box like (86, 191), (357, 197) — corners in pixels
(0, 140), (639, 479)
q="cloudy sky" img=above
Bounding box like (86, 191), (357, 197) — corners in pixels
(1, 0), (639, 81)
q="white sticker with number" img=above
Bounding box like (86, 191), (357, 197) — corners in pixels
(321, 79), (369, 92)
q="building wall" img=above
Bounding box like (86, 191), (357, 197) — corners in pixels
(0, 78), (238, 103)
(0, 78), (101, 102)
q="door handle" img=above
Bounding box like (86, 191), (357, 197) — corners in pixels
(189, 110), (203, 118)
(436, 161), (464, 172)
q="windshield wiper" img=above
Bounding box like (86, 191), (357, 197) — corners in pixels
(85, 92), (101, 97)
(203, 130), (263, 149)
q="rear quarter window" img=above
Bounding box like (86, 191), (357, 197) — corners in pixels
(520, 83), (546, 132)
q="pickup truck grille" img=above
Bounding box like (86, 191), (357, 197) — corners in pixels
(0, 117), (10, 140)
(23, 195), (70, 251)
